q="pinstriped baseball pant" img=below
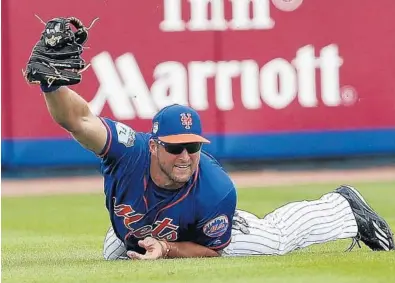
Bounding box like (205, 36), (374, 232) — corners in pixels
(103, 192), (358, 259)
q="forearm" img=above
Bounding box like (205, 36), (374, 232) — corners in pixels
(163, 241), (220, 258)
(43, 86), (92, 132)
(43, 86), (107, 154)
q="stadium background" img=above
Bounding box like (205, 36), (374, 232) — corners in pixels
(2, 0), (395, 183)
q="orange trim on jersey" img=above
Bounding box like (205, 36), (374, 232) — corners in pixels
(143, 176), (149, 210)
(154, 167), (199, 220)
(124, 230), (134, 242)
(143, 176), (148, 190)
(209, 237), (232, 250)
(99, 118), (112, 157)
(143, 196), (148, 211)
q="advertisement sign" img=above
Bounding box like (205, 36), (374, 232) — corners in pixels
(2, 0), (395, 167)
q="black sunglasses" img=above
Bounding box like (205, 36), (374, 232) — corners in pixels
(156, 140), (202, 155)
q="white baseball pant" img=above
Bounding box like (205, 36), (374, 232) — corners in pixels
(103, 191), (358, 259)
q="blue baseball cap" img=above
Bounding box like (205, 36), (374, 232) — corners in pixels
(151, 104), (210, 144)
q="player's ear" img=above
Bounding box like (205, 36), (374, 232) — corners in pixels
(149, 139), (158, 155)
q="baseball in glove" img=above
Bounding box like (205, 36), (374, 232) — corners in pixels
(23, 16), (98, 89)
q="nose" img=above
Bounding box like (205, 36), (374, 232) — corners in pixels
(178, 148), (190, 160)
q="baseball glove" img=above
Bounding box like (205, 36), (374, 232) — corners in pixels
(23, 16), (98, 88)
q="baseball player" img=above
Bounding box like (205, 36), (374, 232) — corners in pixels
(24, 17), (394, 261)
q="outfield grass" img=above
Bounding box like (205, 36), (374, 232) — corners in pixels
(2, 181), (395, 283)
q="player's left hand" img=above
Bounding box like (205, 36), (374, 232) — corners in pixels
(23, 16), (98, 88)
(126, 237), (169, 260)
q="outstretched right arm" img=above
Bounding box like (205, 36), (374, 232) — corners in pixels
(43, 86), (107, 155)
(24, 17), (107, 155)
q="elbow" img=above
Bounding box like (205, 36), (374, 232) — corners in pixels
(49, 102), (93, 134)
(56, 116), (88, 134)
(57, 121), (76, 133)
(57, 119), (81, 133)
(55, 113), (92, 134)
(207, 249), (221, 257)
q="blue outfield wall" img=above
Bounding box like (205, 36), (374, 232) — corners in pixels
(2, 128), (395, 169)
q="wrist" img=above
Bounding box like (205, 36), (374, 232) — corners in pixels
(159, 240), (171, 259)
(40, 85), (61, 93)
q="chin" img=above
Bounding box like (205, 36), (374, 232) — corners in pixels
(172, 172), (192, 183)
(174, 175), (191, 183)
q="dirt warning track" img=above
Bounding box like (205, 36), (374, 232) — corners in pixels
(2, 166), (395, 197)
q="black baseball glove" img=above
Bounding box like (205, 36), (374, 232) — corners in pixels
(23, 16), (98, 88)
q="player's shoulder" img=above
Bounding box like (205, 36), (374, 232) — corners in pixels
(100, 118), (152, 171)
(101, 118), (151, 150)
(195, 151), (236, 203)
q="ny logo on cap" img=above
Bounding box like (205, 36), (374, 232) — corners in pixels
(180, 113), (192, 129)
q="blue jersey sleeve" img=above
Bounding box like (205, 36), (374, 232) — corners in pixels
(98, 117), (150, 172)
(194, 188), (237, 250)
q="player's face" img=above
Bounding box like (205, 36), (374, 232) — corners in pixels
(154, 140), (202, 185)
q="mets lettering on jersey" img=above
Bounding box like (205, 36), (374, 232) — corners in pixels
(114, 202), (179, 241)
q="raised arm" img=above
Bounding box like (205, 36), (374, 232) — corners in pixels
(23, 17), (106, 154)
(43, 86), (107, 154)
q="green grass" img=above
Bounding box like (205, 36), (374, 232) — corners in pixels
(2, 181), (395, 283)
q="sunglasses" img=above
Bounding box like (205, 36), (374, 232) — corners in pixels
(156, 140), (202, 155)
